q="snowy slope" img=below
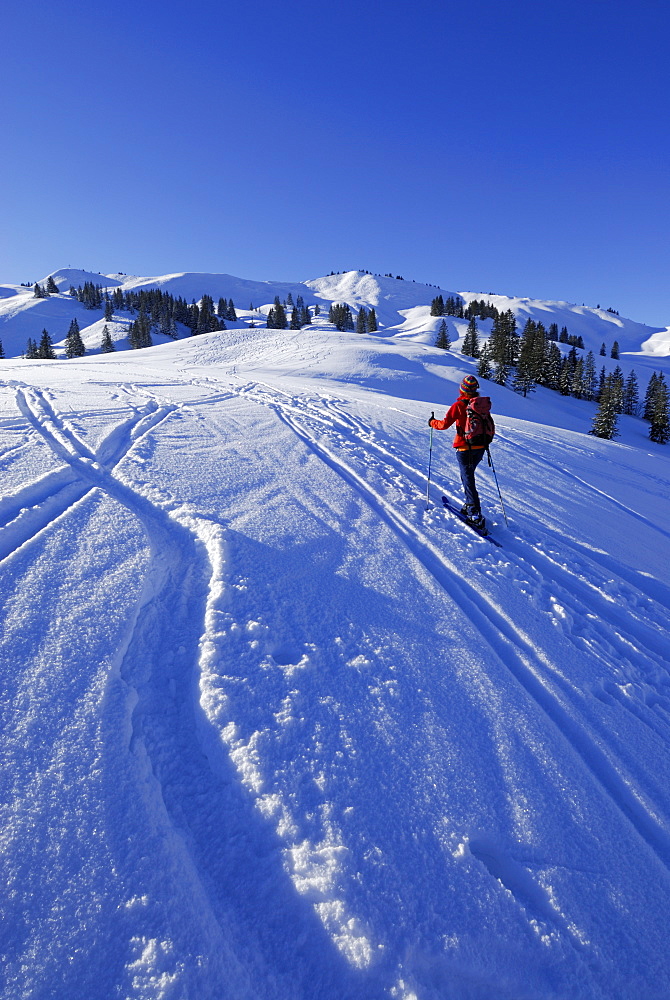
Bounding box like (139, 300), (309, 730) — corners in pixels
(2, 268), (668, 367)
(1, 322), (670, 1000)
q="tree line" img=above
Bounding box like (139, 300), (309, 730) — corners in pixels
(434, 312), (669, 444)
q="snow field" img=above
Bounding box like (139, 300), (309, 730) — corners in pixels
(1, 321), (669, 998)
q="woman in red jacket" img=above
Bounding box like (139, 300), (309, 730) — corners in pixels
(429, 375), (486, 529)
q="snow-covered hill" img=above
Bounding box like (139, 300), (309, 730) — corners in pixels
(1, 268), (668, 368)
(1, 313), (669, 999)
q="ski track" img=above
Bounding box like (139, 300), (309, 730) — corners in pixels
(7, 370), (670, 993)
(0, 388), (177, 568)
(218, 378), (670, 878)
(10, 383), (375, 998)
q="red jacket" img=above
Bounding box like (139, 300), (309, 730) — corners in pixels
(430, 393), (485, 450)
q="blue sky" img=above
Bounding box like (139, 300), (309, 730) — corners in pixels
(2, 0), (668, 326)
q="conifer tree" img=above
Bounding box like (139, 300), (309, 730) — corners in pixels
(37, 328), (57, 359)
(545, 343), (562, 391)
(356, 307), (368, 334)
(644, 372), (659, 421)
(227, 299), (237, 321)
(558, 357), (572, 395)
(599, 342), (606, 357)
(591, 376), (620, 439)
(104, 297), (114, 321)
(611, 366), (625, 413)
(513, 319), (538, 396)
(430, 295), (445, 316)
(611, 340), (620, 359)
(33, 282), (47, 298)
(101, 325), (116, 353)
(583, 351), (597, 401)
(65, 318), (86, 358)
(476, 342), (493, 380)
(367, 307), (377, 332)
(0, 339), (4, 359)
(623, 370), (640, 416)
(25, 337), (39, 359)
(217, 297), (227, 318)
(461, 316), (480, 358)
(46, 275), (59, 294)
(570, 357), (585, 398)
(649, 374), (670, 444)
(290, 307), (302, 330)
(548, 323), (559, 341)
(435, 319), (450, 350)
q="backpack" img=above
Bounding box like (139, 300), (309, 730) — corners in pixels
(464, 396), (495, 448)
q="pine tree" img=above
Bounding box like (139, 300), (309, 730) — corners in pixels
(583, 351), (597, 401)
(591, 376), (620, 439)
(476, 342), (493, 380)
(37, 328), (57, 359)
(548, 323), (559, 342)
(101, 324), (116, 353)
(356, 307), (368, 334)
(545, 343), (562, 390)
(430, 295), (445, 316)
(435, 319), (450, 350)
(267, 298), (288, 330)
(623, 370), (640, 416)
(462, 316), (480, 357)
(290, 307), (302, 330)
(65, 318), (86, 358)
(599, 342), (606, 357)
(46, 275), (59, 294)
(513, 319), (538, 396)
(644, 372), (659, 421)
(104, 297), (114, 321)
(227, 299), (237, 321)
(611, 366), (625, 413)
(570, 357), (585, 398)
(611, 340), (620, 359)
(0, 339), (4, 359)
(367, 307), (377, 332)
(33, 282), (47, 298)
(649, 374), (670, 444)
(558, 357), (572, 395)
(25, 337), (39, 359)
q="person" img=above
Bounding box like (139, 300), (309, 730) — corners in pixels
(429, 375), (487, 529)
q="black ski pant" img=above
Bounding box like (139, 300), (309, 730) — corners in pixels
(456, 448), (485, 515)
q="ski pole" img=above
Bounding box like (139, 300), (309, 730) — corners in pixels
(487, 447), (508, 526)
(426, 412), (434, 508)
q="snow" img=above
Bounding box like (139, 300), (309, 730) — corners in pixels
(1, 272), (670, 999)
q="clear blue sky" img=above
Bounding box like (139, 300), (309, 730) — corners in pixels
(2, 0), (668, 325)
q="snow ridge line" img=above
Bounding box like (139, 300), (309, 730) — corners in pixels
(254, 389), (670, 878)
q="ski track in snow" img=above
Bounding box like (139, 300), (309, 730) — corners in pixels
(3, 383), (375, 999)
(219, 379), (670, 877)
(3, 353), (670, 999)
